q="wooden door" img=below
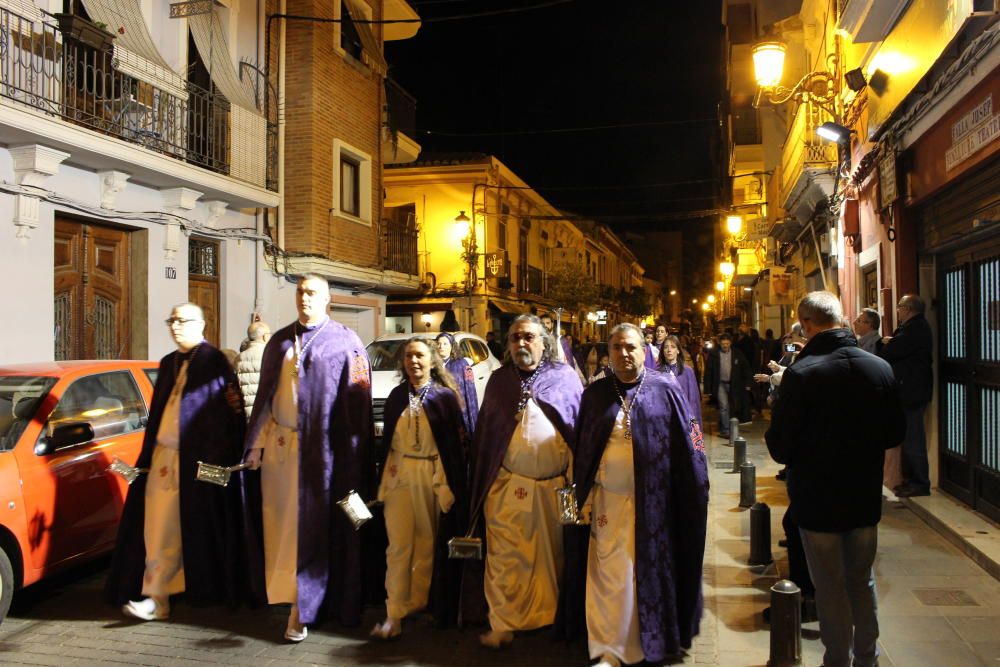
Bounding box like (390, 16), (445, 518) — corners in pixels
(54, 219), (130, 360)
(188, 237), (220, 347)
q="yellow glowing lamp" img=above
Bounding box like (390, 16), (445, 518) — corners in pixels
(692, 298), (699, 304)
(707, 294), (716, 304)
(716, 280), (725, 292)
(669, 289), (677, 296)
(701, 302), (711, 311)
(726, 215), (743, 235)
(720, 261), (736, 277)
(454, 210), (471, 238)
(752, 41), (786, 88)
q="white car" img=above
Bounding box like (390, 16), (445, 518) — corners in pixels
(366, 331), (502, 438)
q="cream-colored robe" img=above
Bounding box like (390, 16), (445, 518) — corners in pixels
(141, 359), (189, 597)
(378, 403), (450, 619)
(256, 348), (299, 604)
(484, 397), (570, 632)
(585, 409), (643, 664)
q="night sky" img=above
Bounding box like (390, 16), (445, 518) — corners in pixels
(386, 0), (725, 300)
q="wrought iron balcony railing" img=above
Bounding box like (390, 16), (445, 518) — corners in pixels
(384, 77), (416, 140)
(382, 211), (418, 276)
(779, 95), (838, 209)
(0, 8), (277, 191)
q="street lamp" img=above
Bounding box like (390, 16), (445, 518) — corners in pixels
(455, 211), (478, 323)
(752, 41), (786, 88)
(720, 261), (735, 277)
(726, 215), (743, 236)
(707, 294), (716, 304)
(692, 298), (699, 305)
(421, 312), (432, 331)
(669, 289), (677, 296)
(716, 280), (725, 292)
(751, 38), (837, 113)
(701, 302), (711, 312)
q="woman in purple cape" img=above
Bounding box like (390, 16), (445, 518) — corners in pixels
(435, 332), (479, 438)
(657, 335), (703, 428)
(371, 337), (467, 638)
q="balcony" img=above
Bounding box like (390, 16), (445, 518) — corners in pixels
(0, 8), (278, 206)
(383, 78), (420, 164)
(779, 95), (838, 223)
(382, 206), (419, 276)
(520, 265), (545, 297)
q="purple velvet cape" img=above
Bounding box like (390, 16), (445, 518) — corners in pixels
(444, 357), (479, 437)
(378, 380), (468, 626)
(565, 372), (709, 661)
(560, 337), (578, 370)
(241, 318), (373, 626)
(461, 360), (583, 624)
(660, 362), (703, 426)
(644, 343), (662, 370)
(106, 343), (246, 607)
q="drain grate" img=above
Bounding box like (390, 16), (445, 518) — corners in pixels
(912, 589), (979, 607)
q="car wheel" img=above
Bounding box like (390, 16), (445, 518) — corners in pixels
(0, 546), (13, 624)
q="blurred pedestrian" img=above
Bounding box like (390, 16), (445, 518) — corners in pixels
(703, 333), (753, 437)
(435, 332), (479, 436)
(853, 309), (881, 354)
(236, 320), (271, 419)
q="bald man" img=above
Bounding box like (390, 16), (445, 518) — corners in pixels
(107, 303), (247, 620)
(237, 320), (271, 419)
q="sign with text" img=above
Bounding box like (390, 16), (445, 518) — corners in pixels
(165, 267), (177, 279)
(878, 150), (897, 210)
(945, 94), (1000, 171)
(484, 251), (508, 279)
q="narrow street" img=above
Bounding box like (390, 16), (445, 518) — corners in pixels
(1, 409), (998, 666)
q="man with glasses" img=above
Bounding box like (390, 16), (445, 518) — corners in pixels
(877, 294), (934, 497)
(853, 308), (881, 354)
(465, 313), (583, 648)
(242, 274), (373, 642)
(107, 303), (246, 621)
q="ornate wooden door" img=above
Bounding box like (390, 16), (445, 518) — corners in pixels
(188, 237), (220, 348)
(53, 219), (130, 360)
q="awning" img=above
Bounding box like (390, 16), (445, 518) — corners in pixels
(489, 299), (526, 316)
(732, 272), (758, 287)
(344, 0), (388, 77)
(188, 11), (261, 112)
(80, 0), (188, 99)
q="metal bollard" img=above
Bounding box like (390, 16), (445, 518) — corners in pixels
(731, 437), (747, 473)
(767, 579), (802, 666)
(749, 501), (773, 565)
(739, 460), (756, 507)
(729, 417), (739, 446)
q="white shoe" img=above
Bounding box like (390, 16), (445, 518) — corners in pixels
(122, 597), (169, 621)
(479, 629), (513, 648)
(595, 653), (621, 667)
(284, 604), (307, 642)
(284, 625), (307, 643)
(369, 617), (401, 639)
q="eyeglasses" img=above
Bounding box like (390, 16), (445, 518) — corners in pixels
(165, 317), (202, 326)
(508, 332), (538, 343)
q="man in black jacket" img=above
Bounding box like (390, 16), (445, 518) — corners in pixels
(703, 333), (753, 437)
(766, 291), (905, 667)
(877, 294), (934, 497)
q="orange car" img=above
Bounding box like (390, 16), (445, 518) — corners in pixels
(0, 360), (158, 622)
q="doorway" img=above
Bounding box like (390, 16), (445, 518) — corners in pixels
(54, 218), (131, 360)
(937, 237), (1000, 523)
(188, 237), (220, 347)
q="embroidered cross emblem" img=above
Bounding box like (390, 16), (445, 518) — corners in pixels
(159, 466), (168, 477)
(389, 464), (398, 478)
(689, 419), (705, 453)
(597, 514), (608, 528)
(277, 435), (286, 447)
(514, 487), (527, 500)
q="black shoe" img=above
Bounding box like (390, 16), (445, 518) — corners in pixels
(896, 485), (930, 498)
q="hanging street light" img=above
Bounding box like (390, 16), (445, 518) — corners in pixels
(752, 41), (786, 88)
(720, 261), (736, 277)
(726, 215), (743, 235)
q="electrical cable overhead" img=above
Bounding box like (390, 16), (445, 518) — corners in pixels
(271, 0), (575, 26)
(422, 117), (717, 137)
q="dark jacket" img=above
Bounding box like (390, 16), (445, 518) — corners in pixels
(765, 328), (905, 532)
(703, 345), (753, 422)
(877, 313), (933, 407)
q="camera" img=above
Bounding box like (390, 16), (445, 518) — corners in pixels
(784, 343), (796, 353)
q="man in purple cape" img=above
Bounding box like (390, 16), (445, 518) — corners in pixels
(464, 314), (582, 647)
(567, 323), (708, 665)
(106, 303), (246, 618)
(242, 275), (373, 640)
